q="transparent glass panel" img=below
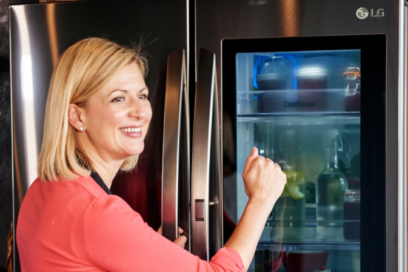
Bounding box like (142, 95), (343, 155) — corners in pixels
(236, 50), (361, 272)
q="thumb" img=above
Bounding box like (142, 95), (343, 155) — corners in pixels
(174, 235), (187, 248)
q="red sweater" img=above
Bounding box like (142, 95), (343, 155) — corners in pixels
(17, 175), (246, 272)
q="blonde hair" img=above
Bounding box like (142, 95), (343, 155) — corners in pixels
(38, 37), (148, 182)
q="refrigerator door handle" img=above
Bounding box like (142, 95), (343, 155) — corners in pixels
(191, 48), (222, 260)
(162, 49), (190, 251)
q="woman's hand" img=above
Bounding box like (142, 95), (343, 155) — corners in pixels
(224, 147), (287, 269)
(242, 147), (287, 209)
(157, 226), (187, 248)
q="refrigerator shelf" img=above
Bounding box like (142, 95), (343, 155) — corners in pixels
(237, 89), (350, 94)
(237, 88), (360, 114)
(237, 113), (360, 125)
(257, 241), (360, 252)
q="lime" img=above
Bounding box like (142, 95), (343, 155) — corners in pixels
(282, 170), (305, 200)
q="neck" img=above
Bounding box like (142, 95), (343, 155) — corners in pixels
(91, 161), (121, 189)
(325, 149), (339, 169)
(78, 134), (124, 189)
(83, 148), (123, 189)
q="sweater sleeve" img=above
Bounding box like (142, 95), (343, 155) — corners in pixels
(84, 196), (246, 272)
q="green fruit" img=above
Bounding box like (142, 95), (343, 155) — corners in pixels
(282, 170), (305, 199)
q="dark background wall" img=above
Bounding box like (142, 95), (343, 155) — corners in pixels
(0, 0), (38, 269)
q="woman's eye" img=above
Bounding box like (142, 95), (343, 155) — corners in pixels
(138, 94), (148, 100)
(112, 97), (125, 102)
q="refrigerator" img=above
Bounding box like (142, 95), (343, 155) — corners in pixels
(9, 0), (408, 271)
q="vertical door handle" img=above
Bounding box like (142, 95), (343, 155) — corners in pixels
(191, 48), (222, 260)
(162, 49), (191, 251)
(399, 6), (408, 272)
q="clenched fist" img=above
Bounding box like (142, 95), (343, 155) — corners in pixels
(242, 147), (287, 210)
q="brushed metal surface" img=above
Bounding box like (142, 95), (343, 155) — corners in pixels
(191, 48), (221, 260)
(196, 0), (402, 269)
(208, 71), (222, 258)
(162, 49), (191, 251)
(399, 4), (408, 272)
(10, 1), (187, 270)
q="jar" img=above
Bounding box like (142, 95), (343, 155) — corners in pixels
(343, 189), (361, 241)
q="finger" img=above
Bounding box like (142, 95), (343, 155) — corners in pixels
(243, 147), (258, 175)
(274, 163), (281, 170)
(174, 235), (187, 248)
(265, 158), (273, 163)
(157, 226), (162, 235)
(250, 155), (266, 169)
(178, 227), (184, 234)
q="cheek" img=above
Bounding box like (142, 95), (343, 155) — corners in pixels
(88, 108), (125, 135)
(145, 103), (153, 125)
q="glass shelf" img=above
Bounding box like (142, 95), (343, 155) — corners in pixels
(257, 241), (361, 252)
(237, 114), (361, 125)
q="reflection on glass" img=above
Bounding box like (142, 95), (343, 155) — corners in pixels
(235, 49), (361, 271)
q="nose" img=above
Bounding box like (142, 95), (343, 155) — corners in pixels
(129, 97), (147, 120)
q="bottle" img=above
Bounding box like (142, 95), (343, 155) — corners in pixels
(343, 140), (360, 190)
(316, 130), (348, 241)
(273, 130), (306, 241)
(344, 67), (361, 112)
(344, 189), (361, 241)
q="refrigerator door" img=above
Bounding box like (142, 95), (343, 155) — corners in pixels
(223, 35), (386, 272)
(162, 49), (191, 250)
(191, 48), (222, 260)
(196, 0), (401, 271)
(10, 0), (187, 270)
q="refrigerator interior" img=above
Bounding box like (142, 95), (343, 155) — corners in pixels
(237, 50), (360, 272)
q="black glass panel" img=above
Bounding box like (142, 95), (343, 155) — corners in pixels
(222, 35), (386, 272)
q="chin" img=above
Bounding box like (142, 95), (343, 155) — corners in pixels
(126, 146), (144, 156)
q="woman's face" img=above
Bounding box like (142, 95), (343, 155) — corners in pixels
(78, 62), (152, 162)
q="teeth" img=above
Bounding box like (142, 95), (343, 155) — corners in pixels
(121, 127), (141, 133)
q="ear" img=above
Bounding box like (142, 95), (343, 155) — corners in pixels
(68, 104), (85, 131)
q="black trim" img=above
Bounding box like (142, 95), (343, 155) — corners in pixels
(90, 172), (112, 195)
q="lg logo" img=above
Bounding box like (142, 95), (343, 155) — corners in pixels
(356, 7), (384, 19)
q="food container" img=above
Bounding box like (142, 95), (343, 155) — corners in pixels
(343, 189), (360, 241)
(297, 67), (328, 90)
(344, 67), (361, 112)
(257, 89), (346, 113)
(259, 67), (329, 112)
(256, 73), (286, 90)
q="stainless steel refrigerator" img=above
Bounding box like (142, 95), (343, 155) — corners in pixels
(9, 0), (408, 271)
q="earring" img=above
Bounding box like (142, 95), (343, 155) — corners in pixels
(79, 127), (84, 131)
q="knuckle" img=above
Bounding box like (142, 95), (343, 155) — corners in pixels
(255, 158), (263, 166)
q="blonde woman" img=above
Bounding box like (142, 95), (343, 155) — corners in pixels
(16, 38), (286, 272)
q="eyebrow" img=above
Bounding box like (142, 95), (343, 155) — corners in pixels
(140, 87), (149, 94)
(109, 87), (149, 96)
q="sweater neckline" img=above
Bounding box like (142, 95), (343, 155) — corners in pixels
(90, 172), (112, 195)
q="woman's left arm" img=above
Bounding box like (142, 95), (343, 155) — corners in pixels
(157, 226), (187, 248)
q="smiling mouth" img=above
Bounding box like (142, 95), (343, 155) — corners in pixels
(121, 127), (142, 133)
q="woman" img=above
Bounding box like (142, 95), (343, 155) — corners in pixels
(16, 38), (286, 271)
